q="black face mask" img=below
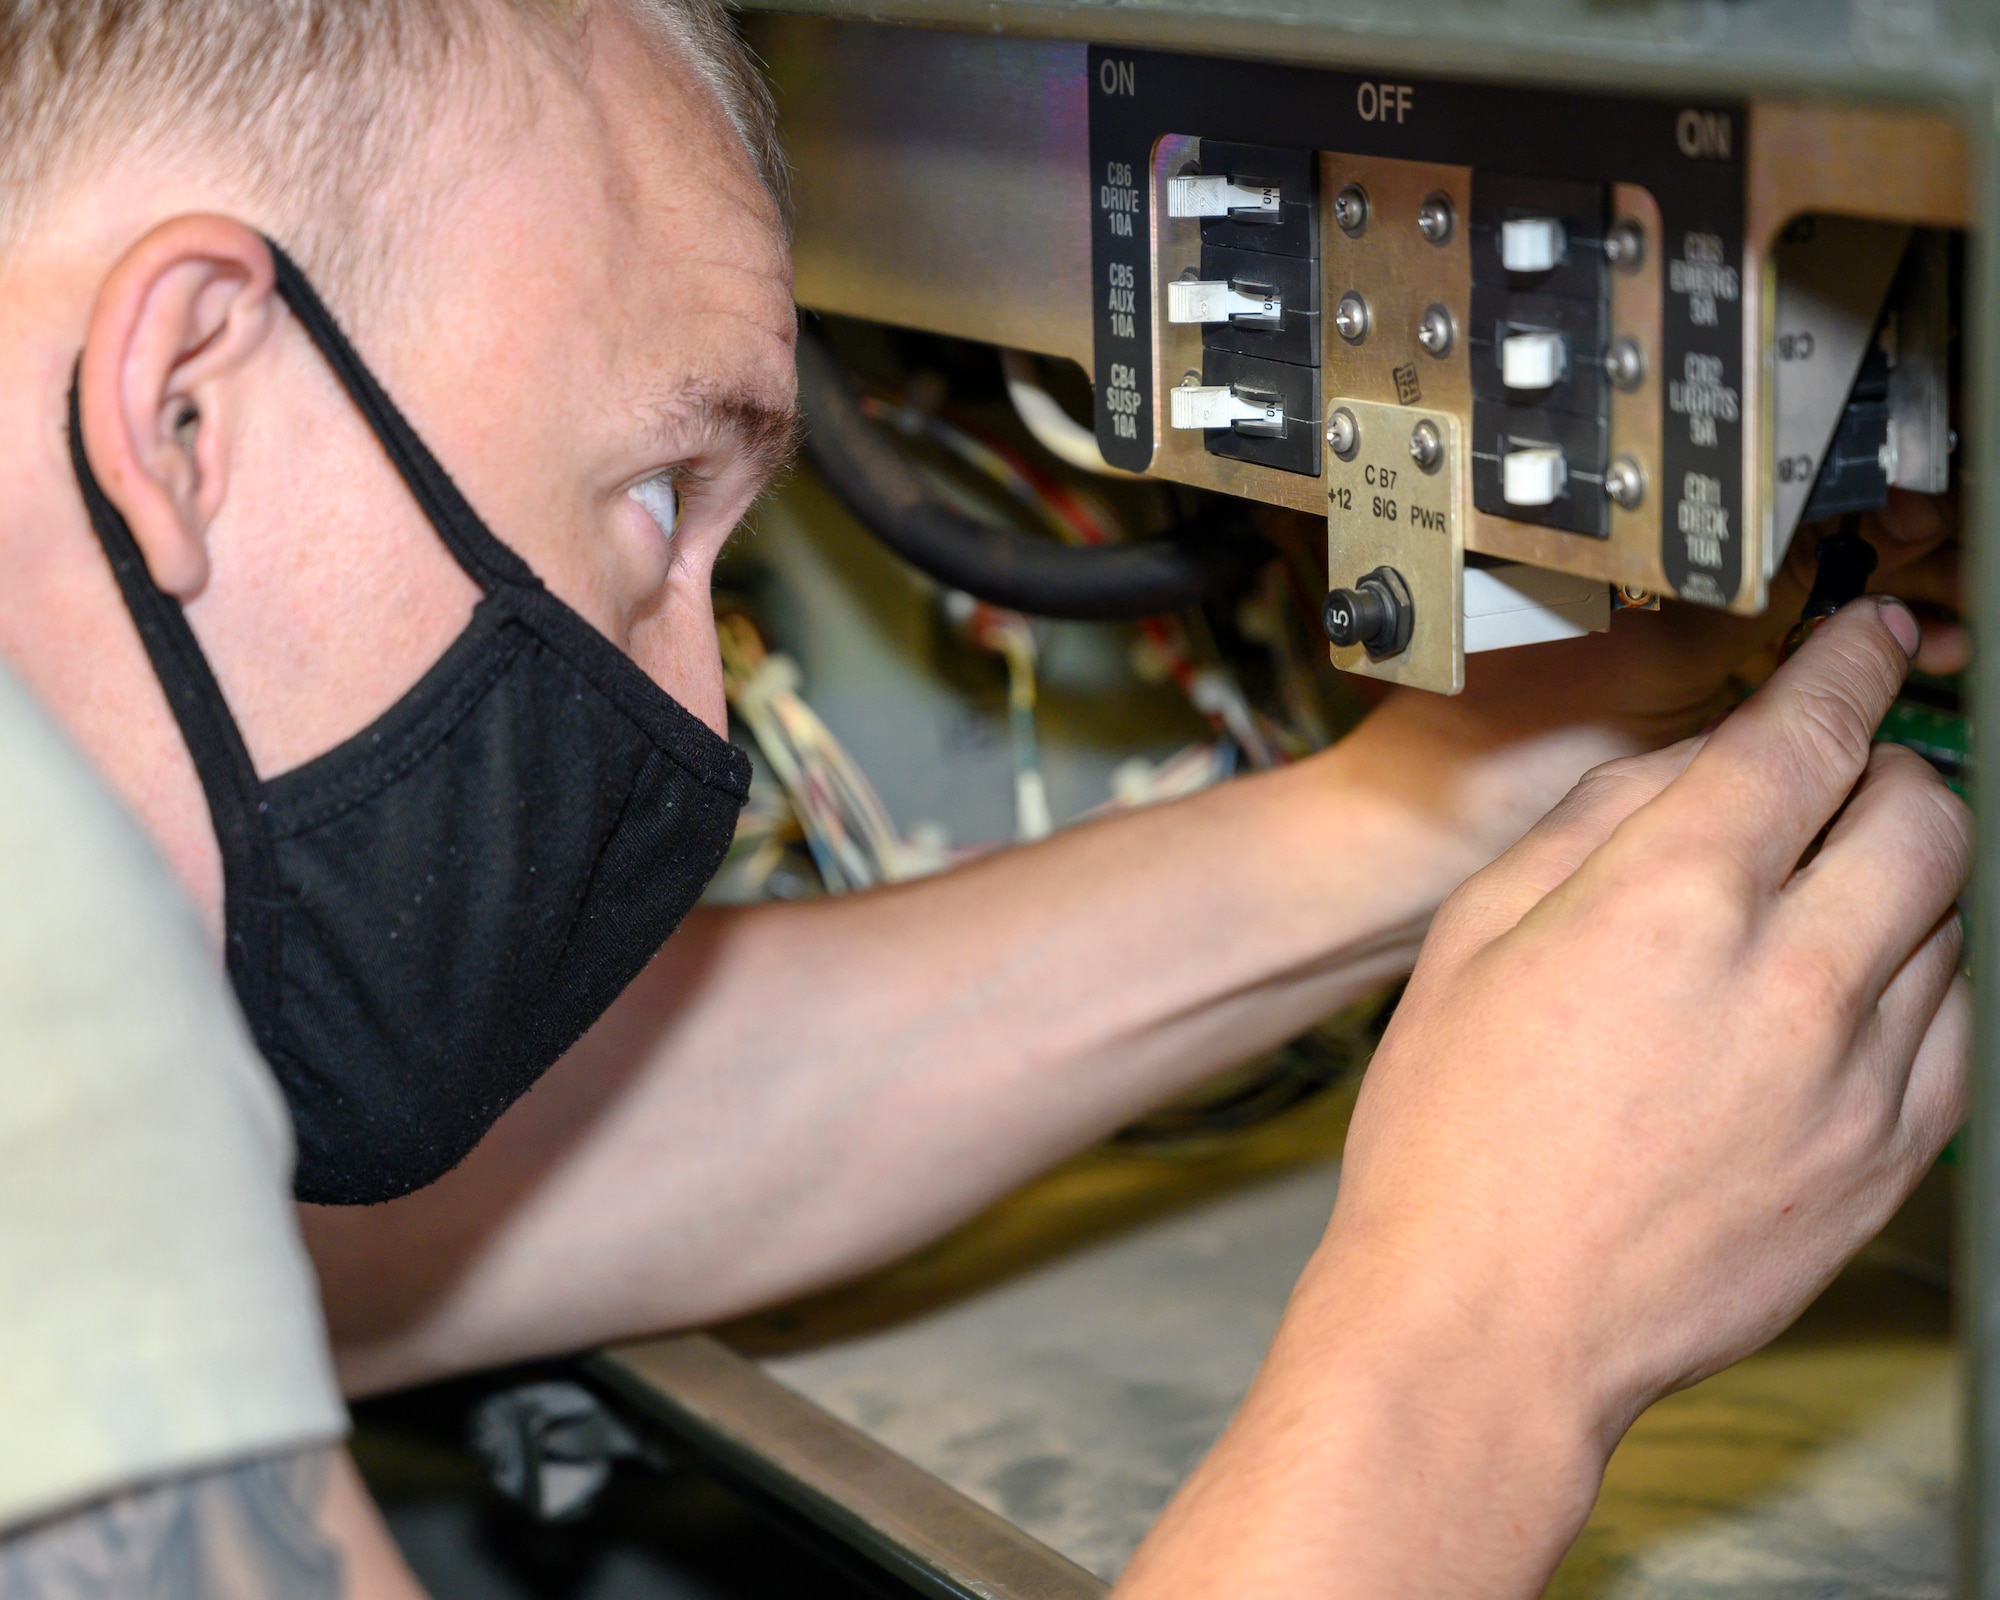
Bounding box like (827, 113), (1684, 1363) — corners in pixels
(71, 243), (750, 1206)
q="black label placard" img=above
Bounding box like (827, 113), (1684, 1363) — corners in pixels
(1087, 47), (1747, 605)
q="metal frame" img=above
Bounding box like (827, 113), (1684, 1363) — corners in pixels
(737, 0), (2000, 1587)
(587, 1337), (1107, 1600)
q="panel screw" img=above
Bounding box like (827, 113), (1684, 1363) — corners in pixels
(1605, 218), (1646, 272)
(1326, 407), (1360, 460)
(1417, 192), (1455, 245)
(1334, 291), (1370, 344)
(1605, 336), (1646, 392)
(1606, 455), (1646, 509)
(1333, 184), (1370, 237)
(1417, 304), (1455, 358)
(1409, 420), (1442, 473)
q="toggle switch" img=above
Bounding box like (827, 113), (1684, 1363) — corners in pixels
(1168, 174), (1283, 221)
(1169, 383), (1286, 437)
(1501, 444), (1568, 507)
(1500, 329), (1567, 391)
(1500, 216), (1566, 273)
(1167, 277), (1283, 328)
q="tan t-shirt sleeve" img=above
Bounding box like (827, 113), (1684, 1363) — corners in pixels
(0, 663), (346, 1532)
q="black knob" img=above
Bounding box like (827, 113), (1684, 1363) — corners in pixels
(1323, 585), (1390, 649)
(1323, 567), (1414, 660)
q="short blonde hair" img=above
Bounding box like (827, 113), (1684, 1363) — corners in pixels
(0, 0), (786, 300)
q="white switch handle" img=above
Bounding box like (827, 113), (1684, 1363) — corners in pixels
(1168, 175), (1283, 220)
(1169, 384), (1286, 437)
(1502, 445), (1567, 507)
(1500, 330), (1567, 391)
(1500, 216), (1566, 273)
(1166, 279), (1283, 327)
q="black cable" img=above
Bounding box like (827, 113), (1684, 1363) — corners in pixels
(795, 325), (1268, 621)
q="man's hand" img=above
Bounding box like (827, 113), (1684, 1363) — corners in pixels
(1447, 489), (1963, 752)
(1119, 598), (1968, 1600)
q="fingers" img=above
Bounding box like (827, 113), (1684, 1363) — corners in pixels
(1872, 546), (1960, 611)
(1778, 740), (1971, 1004)
(1848, 911), (1969, 1179)
(1912, 622), (1971, 677)
(1648, 599), (1916, 889)
(1897, 967), (1971, 1165)
(1426, 737), (1704, 960)
(1869, 487), (1948, 547)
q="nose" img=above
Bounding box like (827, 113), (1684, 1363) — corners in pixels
(630, 590), (729, 737)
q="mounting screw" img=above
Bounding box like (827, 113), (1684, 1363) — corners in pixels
(1326, 407), (1360, 460)
(1605, 336), (1646, 392)
(1409, 419), (1443, 473)
(1334, 291), (1370, 344)
(1417, 304), (1455, 358)
(1333, 184), (1370, 237)
(1606, 455), (1646, 509)
(1605, 218), (1647, 272)
(1417, 192), (1455, 245)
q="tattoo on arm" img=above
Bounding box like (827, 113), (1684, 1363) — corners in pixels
(0, 1446), (343, 1600)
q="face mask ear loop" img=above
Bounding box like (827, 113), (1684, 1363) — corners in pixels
(66, 379), (286, 1043)
(262, 240), (542, 600)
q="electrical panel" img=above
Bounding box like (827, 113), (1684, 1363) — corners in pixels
(759, 17), (1967, 695)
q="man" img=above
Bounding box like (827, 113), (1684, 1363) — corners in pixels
(0, 0), (1968, 1594)
(0, 655), (421, 1595)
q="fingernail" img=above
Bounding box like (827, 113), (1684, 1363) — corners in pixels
(1877, 595), (1921, 659)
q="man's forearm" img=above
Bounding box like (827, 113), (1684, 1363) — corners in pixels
(305, 691), (1636, 1394)
(1113, 1242), (1604, 1600)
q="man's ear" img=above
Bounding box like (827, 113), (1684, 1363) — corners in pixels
(76, 216), (283, 599)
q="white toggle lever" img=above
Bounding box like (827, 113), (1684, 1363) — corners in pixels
(1501, 444), (1568, 507)
(1167, 175), (1283, 220)
(1500, 330), (1567, 390)
(1500, 216), (1566, 273)
(1169, 384), (1286, 437)
(1166, 278), (1283, 328)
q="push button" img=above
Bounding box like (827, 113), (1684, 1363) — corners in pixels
(1500, 216), (1566, 273)
(1501, 444), (1567, 507)
(1323, 567), (1414, 661)
(1500, 329), (1567, 391)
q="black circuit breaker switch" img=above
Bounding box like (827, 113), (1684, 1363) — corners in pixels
(1173, 348), (1323, 476)
(1801, 315), (1894, 521)
(1470, 173), (1613, 538)
(1169, 244), (1321, 367)
(1166, 142), (1320, 475)
(1170, 140), (1318, 258)
(1470, 405), (1611, 538)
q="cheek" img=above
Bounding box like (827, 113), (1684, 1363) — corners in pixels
(629, 573), (727, 736)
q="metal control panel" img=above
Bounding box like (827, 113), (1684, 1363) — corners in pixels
(755, 16), (1970, 695)
(1090, 50), (1747, 637)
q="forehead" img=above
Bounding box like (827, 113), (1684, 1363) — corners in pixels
(403, 5), (795, 423)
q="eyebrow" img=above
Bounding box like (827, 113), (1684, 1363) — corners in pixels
(648, 381), (804, 493)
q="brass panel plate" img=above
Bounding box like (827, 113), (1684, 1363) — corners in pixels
(1325, 401), (1464, 695)
(1464, 184), (1673, 600)
(1317, 154), (1472, 418)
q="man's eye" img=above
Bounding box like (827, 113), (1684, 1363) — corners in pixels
(628, 474), (680, 541)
